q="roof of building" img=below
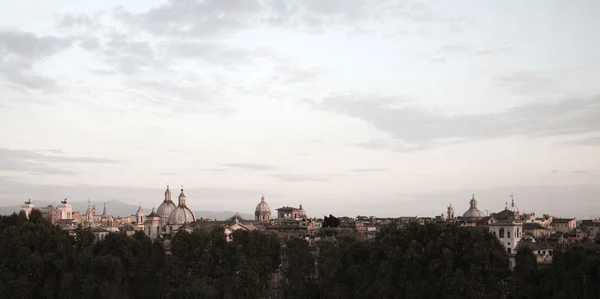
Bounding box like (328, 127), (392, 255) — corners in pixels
(147, 207), (160, 218)
(492, 209), (517, 220)
(277, 206), (298, 211)
(581, 220), (600, 227)
(476, 216), (496, 225)
(523, 223), (547, 230)
(552, 218), (576, 223)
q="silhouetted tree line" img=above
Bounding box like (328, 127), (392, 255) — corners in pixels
(322, 214), (340, 228)
(1, 210), (599, 299)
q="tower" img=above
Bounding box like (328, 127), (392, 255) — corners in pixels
(136, 203), (145, 230)
(447, 203), (454, 220)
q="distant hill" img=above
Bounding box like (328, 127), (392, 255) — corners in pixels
(0, 200), (254, 221)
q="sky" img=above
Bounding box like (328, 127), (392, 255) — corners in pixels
(1, 0), (599, 219)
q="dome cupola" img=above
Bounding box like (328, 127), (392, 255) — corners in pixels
(297, 203), (306, 219)
(157, 185), (177, 223)
(168, 186), (196, 225)
(255, 195), (271, 222)
(462, 194), (486, 221)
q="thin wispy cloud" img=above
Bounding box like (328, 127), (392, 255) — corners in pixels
(311, 93), (600, 151)
(0, 148), (117, 175)
(220, 163), (278, 171)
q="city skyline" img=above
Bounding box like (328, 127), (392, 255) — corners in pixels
(1, 1), (599, 218)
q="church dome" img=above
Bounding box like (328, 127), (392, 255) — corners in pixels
(298, 204), (306, 218)
(156, 185), (177, 219)
(462, 194), (486, 220)
(168, 206), (196, 225)
(255, 196), (271, 213)
(168, 187), (196, 225)
(255, 195), (271, 222)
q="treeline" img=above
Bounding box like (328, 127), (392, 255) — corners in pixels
(1, 210), (599, 299)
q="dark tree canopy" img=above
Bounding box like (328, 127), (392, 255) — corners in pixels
(1, 214), (599, 299)
(322, 214), (340, 228)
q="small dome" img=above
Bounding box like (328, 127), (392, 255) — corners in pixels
(168, 206), (196, 225)
(255, 195), (271, 222)
(255, 196), (271, 213)
(298, 204), (306, 218)
(147, 207), (160, 218)
(168, 186), (196, 225)
(462, 194), (486, 220)
(157, 185), (176, 218)
(157, 200), (177, 218)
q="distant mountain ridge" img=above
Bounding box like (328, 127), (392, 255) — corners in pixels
(0, 200), (254, 221)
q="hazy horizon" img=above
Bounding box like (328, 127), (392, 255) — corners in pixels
(1, 1), (599, 219)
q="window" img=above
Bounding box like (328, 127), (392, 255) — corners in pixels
(517, 228), (520, 237)
(507, 231), (511, 238)
(507, 248), (512, 254)
(499, 228), (505, 238)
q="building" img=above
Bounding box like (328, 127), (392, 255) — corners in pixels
(523, 223), (551, 238)
(56, 198), (73, 220)
(135, 204), (146, 231)
(156, 185), (177, 227)
(91, 228), (110, 242)
(268, 205), (317, 238)
(489, 221), (523, 267)
(488, 197), (523, 267)
(224, 216), (253, 242)
(551, 218), (577, 233)
(20, 199), (36, 217)
(144, 208), (162, 239)
(255, 195), (272, 222)
(462, 194), (486, 223)
(141, 185), (197, 239)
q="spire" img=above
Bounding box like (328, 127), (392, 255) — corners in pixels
(102, 202), (107, 216)
(178, 186), (187, 207)
(469, 194), (477, 209)
(261, 194), (265, 202)
(164, 185), (172, 202)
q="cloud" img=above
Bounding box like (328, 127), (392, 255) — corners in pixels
(0, 148), (118, 175)
(220, 163), (278, 171)
(269, 174), (331, 182)
(310, 93), (600, 150)
(572, 170), (592, 175)
(348, 168), (387, 173)
(439, 42), (511, 57)
(495, 70), (560, 95)
(277, 67), (325, 85)
(55, 13), (102, 31)
(0, 29), (73, 92)
(112, 0), (440, 38)
(165, 149), (191, 154)
(568, 135), (600, 146)
(205, 168), (227, 172)
(167, 41), (254, 65)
